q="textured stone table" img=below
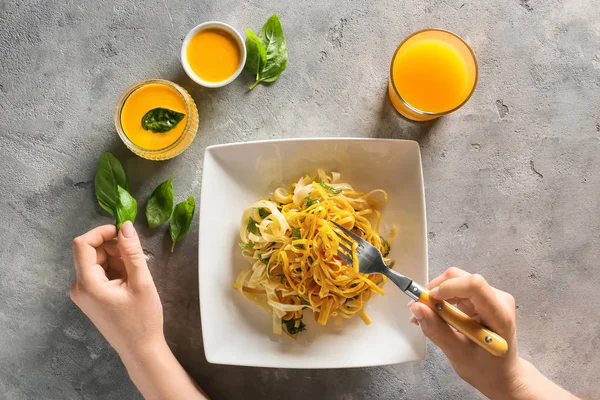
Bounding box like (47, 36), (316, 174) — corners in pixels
(1, 0), (599, 399)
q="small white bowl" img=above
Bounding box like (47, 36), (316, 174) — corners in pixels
(181, 21), (247, 88)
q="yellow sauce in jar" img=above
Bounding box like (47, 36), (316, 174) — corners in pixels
(115, 79), (198, 160)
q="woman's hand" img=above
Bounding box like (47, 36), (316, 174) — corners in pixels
(70, 222), (207, 400)
(70, 222), (163, 357)
(409, 267), (577, 400)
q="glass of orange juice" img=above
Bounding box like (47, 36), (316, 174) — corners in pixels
(115, 79), (199, 160)
(388, 29), (478, 121)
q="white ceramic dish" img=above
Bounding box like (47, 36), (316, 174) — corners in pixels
(199, 138), (428, 368)
(181, 21), (247, 88)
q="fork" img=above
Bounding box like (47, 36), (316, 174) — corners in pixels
(332, 221), (508, 357)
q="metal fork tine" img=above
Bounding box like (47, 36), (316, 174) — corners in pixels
(337, 251), (353, 266)
(337, 231), (353, 247)
(338, 241), (352, 255)
(336, 229), (356, 266)
(332, 221), (369, 247)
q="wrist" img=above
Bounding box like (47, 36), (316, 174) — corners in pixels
(118, 334), (169, 367)
(479, 357), (531, 400)
(498, 358), (540, 400)
(506, 359), (533, 400)
(117, 336), (207, 400)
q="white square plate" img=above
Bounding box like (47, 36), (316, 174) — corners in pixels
(199, 138), (428, 368)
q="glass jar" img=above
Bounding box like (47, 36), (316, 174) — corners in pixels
(115, 79), (199, 160)
(388, 29), (478, 121)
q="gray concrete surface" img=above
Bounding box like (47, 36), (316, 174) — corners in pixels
(1, 0), (599, 398)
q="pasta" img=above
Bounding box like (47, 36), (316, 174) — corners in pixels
(234, 169), (395, 338)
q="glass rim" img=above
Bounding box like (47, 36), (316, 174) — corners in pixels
(389, 28), (479, 117)
(114, 78), (195, 153)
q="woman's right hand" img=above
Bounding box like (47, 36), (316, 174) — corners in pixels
(70, 222), (164, 358)
(71, 222), (208, 400)
(408, 267), (577, 399)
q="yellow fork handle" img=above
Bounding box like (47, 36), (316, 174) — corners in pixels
(418, 291), (509, 357)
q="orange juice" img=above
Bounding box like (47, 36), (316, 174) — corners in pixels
(115, 79), (199, 160)
(388, 29), (477, 121)
(185, 28), (242, 83)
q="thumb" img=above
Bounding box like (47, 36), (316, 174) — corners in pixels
(117, 221), (152, 288)
(409, 302), (468, 358)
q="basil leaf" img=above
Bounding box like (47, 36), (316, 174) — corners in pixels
(145, 175), (174, 228)
(244, 29), (266, 78)
(94, 152), (129, 216)
(141, 107), (185, 133)
(282, 318), (306, 335)
(239, 241), (255, 249)
(298, 296), (310, 306)
(244, 14), (288, 90)
(319, 180), (342, 194)
(169, 196), (195, 252)
(247, 217), (259, 235)
(259, 254), (270, 264)
(291, 227), (301, 240)
(258, 207), (271, 219)
(382, 238), (391, 257)
(115, 185), (137, 229)
(258, 14), (288, 82)
(304, 195), (319, 208)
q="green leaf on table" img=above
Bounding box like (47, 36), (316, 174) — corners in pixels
(169, 196), (195, 252)
(94, 152), (129, 216)
(244, 29), (266, 77)
(258, 14), (288, 82)
(141, 107), (185, 133)
(146, 175), (174, 228)
(244, 14), (287, 90)
(115, 185), (137, 229)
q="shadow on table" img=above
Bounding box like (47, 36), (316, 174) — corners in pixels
(368, 91), (440, 152)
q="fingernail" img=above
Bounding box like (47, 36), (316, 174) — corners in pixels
(121, 221), (135, 238)
(409, 303), (424, 321)
(409, 304), (428, 329)
(429, 287), (439, 298)
(407, 300), (415, 307)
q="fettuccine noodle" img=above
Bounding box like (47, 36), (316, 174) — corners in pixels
(234, 169), (395, 338)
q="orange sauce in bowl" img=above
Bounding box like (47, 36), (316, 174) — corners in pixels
(185, 28), (241, 83)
